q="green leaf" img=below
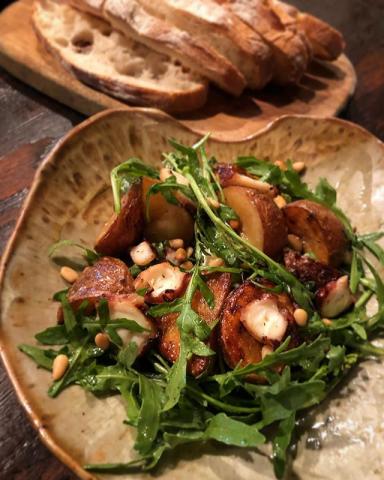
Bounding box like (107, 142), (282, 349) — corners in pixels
(314, 178), (337, 206)
(18, 344), (55, 370)
(118, 342), (139, 368)
(48, 239), (99, 265)
(134, 375), (162, 455)
(351, 323), (367, 340)
(326, 345), (346, 374)
(97, 298), (110, 329)
(61, 295), (77, 333)
(35, 325), (69, 345)
(147, 298), (182, 317)
(205, 413), (265, 447)
(272, 413), (296, 479)
(349, 250), (361, 294)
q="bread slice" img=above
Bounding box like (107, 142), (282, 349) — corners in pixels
(69, 0), (246, 96)
(214, 0), (311, 85)
(270, 1), (345, 61)
(33, 0), (208, 113)
(136, 0), (273, 89)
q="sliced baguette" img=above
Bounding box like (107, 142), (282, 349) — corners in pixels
(270, 1), (345, 61)
(137, 0), (273, 89)
(73, 0), (246, 95)
(215, 0), (311, 85)
(33, 0), (208, 113)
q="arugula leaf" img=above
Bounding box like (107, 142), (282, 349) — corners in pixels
(134, 375), (163, 455)
(18, 345), (55, 370)
(35, 325), (69, 345)
(205, 413), (265, 447)
(272, 413), (295, 479)
(118, 342), (139, 368)
(48, 239), (100, 265)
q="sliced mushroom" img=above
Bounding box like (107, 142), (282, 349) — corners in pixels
(224, 187), (288, 258)
(107, 295), (157, 354)
(143, 177), (194, 243)
(95, 181), (144, 256)
(158, 273), (232, 377)
(283, 200), (348, 267)
(67, 257), (134, 311)
(134, 262), (189, 304)
(220, 282), (296, 372)
(316, 275), (354, 318)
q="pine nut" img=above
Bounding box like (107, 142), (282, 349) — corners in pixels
(130, 241), (156, 266)
(293, 308), (308, 327)
(95, 332), (110, 351)
(175, 248), (187, 262)
(60, 266), (78, 284)
(274, 195), (287, 209)
(169, 238), (184, 249)
(229, 219), (241, 231)
(293, 161), (306, 173)
(52, 354), (69, 381)
(207, 197), (220, 209)
(274, 160), (286, 170)
(262, 345), (274, 359)
(186, 247), (194, 258)
(288, 234), (303, 252)
(322, 318), (333, 326)
(207, 256), (225, 268)
(180, 261), (194, 271)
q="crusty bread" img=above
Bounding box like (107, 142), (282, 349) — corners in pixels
(137, 0), (274, 89)
(215, 0), (311, 85)
(69, 0), (246, 96)
(33, 0), (208, 112)
(270, 1), (345, 61)
(33, 0), (207, 112)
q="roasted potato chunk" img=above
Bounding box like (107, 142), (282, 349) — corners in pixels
(67, 257), (134, 310)
(143, 177), (194, 243)
(95, 181), (144, 256)
(283, 200), (348, 267)
(220, 282), (296, 372)
(158, 273), (232, 377)
(224, 187), (288, 258)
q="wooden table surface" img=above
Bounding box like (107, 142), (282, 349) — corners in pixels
(0, 0), (383, 478)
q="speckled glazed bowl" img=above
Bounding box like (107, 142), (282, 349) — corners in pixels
(1, 109), (384, 480)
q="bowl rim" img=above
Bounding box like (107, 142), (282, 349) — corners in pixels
(0, 107), (383, 479)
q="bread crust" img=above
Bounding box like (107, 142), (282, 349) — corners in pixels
(215, 0), (311, 85)
(138, 0), (274, 89)
(33, 0), (208, 113)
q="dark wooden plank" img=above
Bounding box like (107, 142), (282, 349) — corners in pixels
(0, 1), (383, 479)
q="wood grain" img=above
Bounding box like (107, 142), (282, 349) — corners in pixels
(0, 0), (357, 141)
(0, 0), (383, 479)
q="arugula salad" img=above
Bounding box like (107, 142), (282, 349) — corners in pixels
(19, 137), (384, 478)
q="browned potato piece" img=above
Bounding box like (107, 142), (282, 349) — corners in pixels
(143, 177), (194, 243)
(283, 200), (348, 267)
(95, 181), (144, 256)
(158, 273), (232, 377)
(67, 257), (134, 310)
(223, 187), (288, 258)
(220, 282), (296, 374)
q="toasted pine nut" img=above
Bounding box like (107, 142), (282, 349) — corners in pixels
(169, 238), (184, 249)
(60, 266), (78, 284)
(186, 247), (194, 258)
(175, 248), (187, 262)
(293, 308), (308, 327)
(323, 318), (333, 326)
(52, 354), (69, 381)
(293, 161), (306, 173)
(180, 261), (194, 271)
(95, 332), (110, 351)
(130, 241), (156, 266)
(229, 219), (241, 231)
(274, 195), (287, 209)
(274, 160), (286, 170)
(287, 234), (303, 252)
(207, 256), (225, 268)
(261, 345), (274, 359)
(207, 197), (220, 209)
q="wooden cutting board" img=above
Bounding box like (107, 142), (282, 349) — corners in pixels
(0, 0), (357, 141)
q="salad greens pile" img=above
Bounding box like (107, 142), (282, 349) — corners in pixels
(19, 137), (384, 478)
